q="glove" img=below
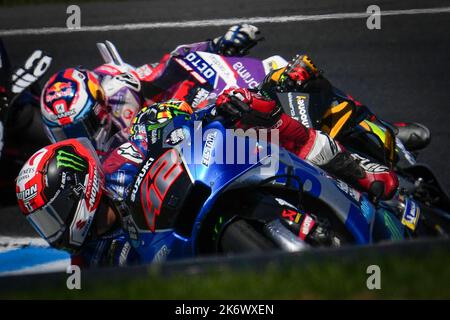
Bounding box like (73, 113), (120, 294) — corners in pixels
(212, 24), (261, 56)
(271, 54), (320, 91)
(215, 87), (252, 122)
(215, 87), (280, 128)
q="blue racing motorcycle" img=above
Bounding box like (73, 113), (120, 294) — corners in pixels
(123, 106), (450, 263)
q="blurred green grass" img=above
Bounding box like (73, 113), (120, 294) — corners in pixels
(3, 248), (450, 299)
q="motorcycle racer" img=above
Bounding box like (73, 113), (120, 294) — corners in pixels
(127, 24), (261, 103)
(21, 28), (411, 265)
(16, 90), (397, 268)
(39, 24), (261, 153)
(15, 101), (194, 267)
(261, 54), (431, 152)
(40, 67), (143, 154)
(214, 86), (399, 200)
(15, 138), (141, 267)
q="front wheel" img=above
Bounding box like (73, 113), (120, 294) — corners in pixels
(218, 219), (277, 253)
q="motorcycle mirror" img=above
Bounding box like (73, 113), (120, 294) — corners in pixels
(96, 40), (125, 66)
(96, 42), (114, 64)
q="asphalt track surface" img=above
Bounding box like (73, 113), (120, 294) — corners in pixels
(0, 0), (449, 237)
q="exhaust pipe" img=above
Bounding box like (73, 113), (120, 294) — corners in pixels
(263, 219), (309, 252)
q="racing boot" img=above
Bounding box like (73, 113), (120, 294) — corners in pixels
(391, 122), (431, 151)
(323, 151), (398, 200)
(298, 130), (399, 200)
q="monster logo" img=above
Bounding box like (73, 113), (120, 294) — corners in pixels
(56, 150), (87, 172)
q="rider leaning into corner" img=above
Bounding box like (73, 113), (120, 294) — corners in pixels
(39, 24), (262, 154)
(39, 23), (430, 158)
(16, 64), (399, 268)
(15, 24), (267, 266)
(17, 24), (425, 267)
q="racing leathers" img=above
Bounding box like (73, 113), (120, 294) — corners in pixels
(91, 24), (261, 152)
(215, 86), (399, 200)
(135, 24), (261, 103)
(71, 100), (195, 267)
(261, 54), (430, 153)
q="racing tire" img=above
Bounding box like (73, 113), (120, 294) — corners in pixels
(218, 219), (276, 253)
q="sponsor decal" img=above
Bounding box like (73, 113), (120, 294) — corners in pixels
(360, 197), (375, 222)
(191, 88), (210, 108)
(56, 150), (86, 172)
(12, 50), (52, 94)
(130, 156), (155, 202)
(119, 242), (132, 266)
(184, 52), (217, 84)
(87, 167), (100, 210)
(351, 154), (389, 173)
(17, 167), (37, 184)
(295, 95), (311, 128)
(299, 215), (316, 240)
(69, 186), (95, 246)
(287, 93), (311, 128)
(166, 128), (185, 146)
(51, 104), (76, 121)
(16, 184), (38, 202)
(152, 245), (171, 263)
(336, 180), (361, 202)
(232, 62), (259, 89)
(130, 123), (147, 141)
(79, 216), (93, 243)
(135, 64), (153, 80)
(281, 208), (301, 223)
(201, 131), (217, 167)
(401, 199), (421, 231)
(45, 82), (74, 103)
(117, 142), (143, 164)
(150, 129), (160, 144)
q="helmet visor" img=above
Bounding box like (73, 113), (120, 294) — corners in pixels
(26, 186), (77, 245)
(46, 103), (111, 151)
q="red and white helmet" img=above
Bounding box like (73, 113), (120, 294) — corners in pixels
(15, 138), (104, 251)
